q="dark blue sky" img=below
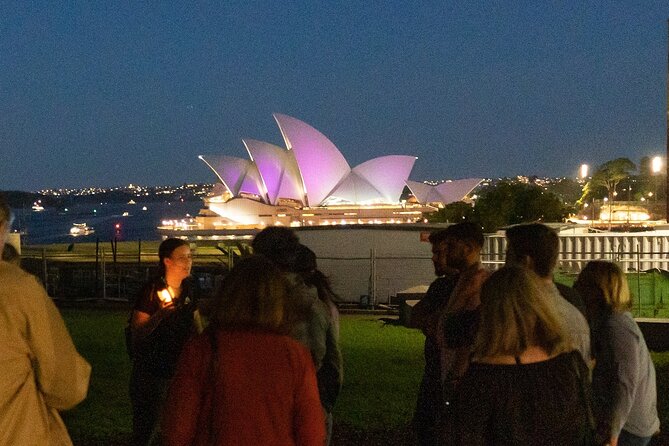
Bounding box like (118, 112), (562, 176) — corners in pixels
(1, 1), (667, 191)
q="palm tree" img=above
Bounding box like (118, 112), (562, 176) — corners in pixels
(580, 158), (636, 229)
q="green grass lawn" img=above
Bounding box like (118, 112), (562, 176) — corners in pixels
(60, 310), (669, 444)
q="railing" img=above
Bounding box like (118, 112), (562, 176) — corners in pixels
(15, 245), (669, 318)
(19, 247), (233, 302)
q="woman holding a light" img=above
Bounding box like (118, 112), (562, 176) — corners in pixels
(128, 237), (198, 446)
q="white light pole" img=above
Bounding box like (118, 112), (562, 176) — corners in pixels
(579, 164), (592, 222)
(652, 156), (663, 174)
(579, 164), (589, 180)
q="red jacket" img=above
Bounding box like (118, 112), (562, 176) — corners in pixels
(163, 330), (325, 446)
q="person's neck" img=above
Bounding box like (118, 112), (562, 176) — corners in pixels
(537, 274), (553, 286)
(479, 345), (552, 365)
(165, 275), (183, 290)
(460, 258), (480, 271)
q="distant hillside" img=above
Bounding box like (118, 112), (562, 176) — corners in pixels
(1, 187), (208, 209)
(1, 191), (44, 208)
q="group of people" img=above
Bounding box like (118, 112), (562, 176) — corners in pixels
(127, 227), (343, 445)
(0, 184), (661, 446)
(412, 222), (660, 446)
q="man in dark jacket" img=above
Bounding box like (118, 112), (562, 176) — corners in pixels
(410, 229), (458, 446)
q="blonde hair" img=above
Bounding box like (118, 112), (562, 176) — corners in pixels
(212, 255), (291, 333)
(474, 266), (570, 359)
(574, 260), (631, 313)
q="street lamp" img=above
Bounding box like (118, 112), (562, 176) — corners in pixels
(651, 156), (663, 204)
(579, 164), (589, 180)
(578, 163), (591, 221)
(652, 156), (663, 174)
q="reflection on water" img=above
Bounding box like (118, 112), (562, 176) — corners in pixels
(11, 201), (201, 245)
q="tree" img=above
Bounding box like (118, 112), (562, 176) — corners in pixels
(579, 158), (636, 229)
(427, 201), (475, 223)
(473, 181), (566, 232)
(580, 158), (636, 203)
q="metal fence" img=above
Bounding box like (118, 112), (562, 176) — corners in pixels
(14, 244), (669, 318)
(19, 247), (234, 302)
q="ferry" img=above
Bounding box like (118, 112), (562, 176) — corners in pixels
(31, 201), (45, 212)
(69, 223), (95, 236)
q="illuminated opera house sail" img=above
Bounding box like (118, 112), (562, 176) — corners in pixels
(164, 114), (482, 231)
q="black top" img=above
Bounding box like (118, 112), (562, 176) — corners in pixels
(131, 276), (199, 378)
(453, 351), (591, 446)
(421, 276), (458, 377)
(133, 276), (197, 316)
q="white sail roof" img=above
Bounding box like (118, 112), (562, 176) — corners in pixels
(406, 178), (483, 204)
(353, 156), (417, 203)
(243, 139), (305, 205)
(198, 155), (265, 199)
(435, 178), (483, 203)
(274, 113), (350, 206)
(199, 114), (428, 207)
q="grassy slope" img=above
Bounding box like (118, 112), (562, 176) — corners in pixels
(60, 310), (669, 443)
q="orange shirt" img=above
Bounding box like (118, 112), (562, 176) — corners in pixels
(163, 330), (325, 446)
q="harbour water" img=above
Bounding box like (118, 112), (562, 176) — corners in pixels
(12, 201), (201, 245)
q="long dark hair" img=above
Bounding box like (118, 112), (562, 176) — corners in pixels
(157, 238), (190, 277)
(293, 244), (339, 304)
(211, 255), (291, 333)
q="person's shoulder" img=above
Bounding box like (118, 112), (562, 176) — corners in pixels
(550, 285), (588, 324)
(607, 311), (642, 339)
(0, 261), (43, 292)
(266, 332), (314, 361)
(554, 282), (587, 314)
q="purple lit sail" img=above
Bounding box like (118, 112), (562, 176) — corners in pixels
(243, 139), (305, 205)
(274, 113), (350, 206)
(199, 155), (265, 199)
(353, 156), (417, 203)
(406, 178), (483, 204)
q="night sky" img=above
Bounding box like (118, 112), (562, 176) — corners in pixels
(1, 2), (667, 191)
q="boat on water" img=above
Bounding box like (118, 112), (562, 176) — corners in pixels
(32, 201), (44, 212)
(69, 223), (95, 236)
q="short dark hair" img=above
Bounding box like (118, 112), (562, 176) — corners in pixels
(293, 244), (317, 274)
(444, 222), (484, 248)
(251, 226), (300, 270)
(505, 223), (559, 278)
(428, 229), (449, 246)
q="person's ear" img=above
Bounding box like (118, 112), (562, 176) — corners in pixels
(462, 241), (476, 257)
(522, 255), (535, 270)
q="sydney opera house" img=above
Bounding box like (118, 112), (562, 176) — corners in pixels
(161, 114), (482, 232)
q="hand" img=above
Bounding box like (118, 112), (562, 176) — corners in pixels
(156, 301), (177, 318)
(159, 299), (175, 311)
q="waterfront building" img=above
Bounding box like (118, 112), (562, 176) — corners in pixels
(160, 114), (482, 233)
